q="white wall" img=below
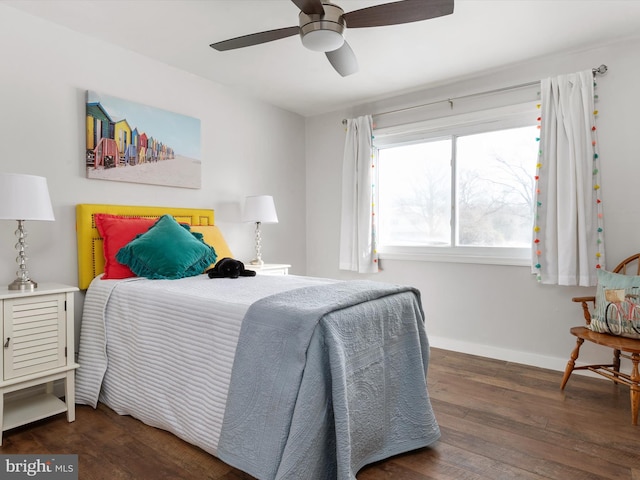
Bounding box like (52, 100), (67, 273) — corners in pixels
(0, 5), (307, 345)
(305, 36), (640, 372)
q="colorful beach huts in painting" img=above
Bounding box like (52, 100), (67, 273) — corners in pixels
(85, 90), (201, 189)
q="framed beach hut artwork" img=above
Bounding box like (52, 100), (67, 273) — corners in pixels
(85, 90), (201, 189)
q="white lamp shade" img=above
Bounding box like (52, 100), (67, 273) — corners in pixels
(242, 195), (278, 224)
(0, 173), (55, 221)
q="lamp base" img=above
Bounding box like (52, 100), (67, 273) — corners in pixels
(8, 278), (37, 291)
(249, 258), (264, 266)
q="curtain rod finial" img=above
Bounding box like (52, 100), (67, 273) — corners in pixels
(592, 64), (608, 76)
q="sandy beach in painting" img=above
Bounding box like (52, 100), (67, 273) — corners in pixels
(87, 154), (201, 189)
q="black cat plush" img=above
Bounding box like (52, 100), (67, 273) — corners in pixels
(206, 258), (256, 279)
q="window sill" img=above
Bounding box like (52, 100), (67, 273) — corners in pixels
(378, 251), (530, 267)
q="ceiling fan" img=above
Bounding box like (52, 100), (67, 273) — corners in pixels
(210, 0), (454, 77)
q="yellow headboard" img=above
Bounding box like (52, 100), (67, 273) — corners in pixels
(76, 204), (214, 290)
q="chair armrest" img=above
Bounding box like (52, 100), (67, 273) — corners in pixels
(572, 296), (596, 325)
(572, 296), (596, 303)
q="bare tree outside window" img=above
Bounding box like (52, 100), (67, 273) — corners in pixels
(456, 127), (537, 247)
(379, 139), (451, 246)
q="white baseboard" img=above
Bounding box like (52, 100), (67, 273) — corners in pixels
(429, 336), (634, 380)
(429, 336), (571, 373)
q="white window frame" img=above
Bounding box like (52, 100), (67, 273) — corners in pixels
(374, 102), (539, 266)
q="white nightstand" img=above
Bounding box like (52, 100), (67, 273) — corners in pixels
(0, 283), (79, 445)
(245, 263), (291, 276)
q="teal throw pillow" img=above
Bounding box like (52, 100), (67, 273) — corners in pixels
(590, 268), (640, 339)
(116, 214), (217, 280)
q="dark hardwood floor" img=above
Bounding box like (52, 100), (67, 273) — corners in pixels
(1, 348), (638, 479)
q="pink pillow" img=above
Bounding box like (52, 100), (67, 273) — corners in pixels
(94, 214), (157, 279)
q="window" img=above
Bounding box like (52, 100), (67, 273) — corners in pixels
(375, 103), (539, 265)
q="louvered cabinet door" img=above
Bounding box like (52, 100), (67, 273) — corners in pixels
(3, 294), (66, 380)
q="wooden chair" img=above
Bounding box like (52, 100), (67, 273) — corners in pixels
(561, 253), (640, 425)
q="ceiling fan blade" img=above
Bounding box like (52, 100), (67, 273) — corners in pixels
(291, 0), (325, 15)
(326, 41), (358, 77)
(344, 0), (454, 28)
(210, 26), (299, 51)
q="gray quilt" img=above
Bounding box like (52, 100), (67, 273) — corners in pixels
(217, 280), (440, 479)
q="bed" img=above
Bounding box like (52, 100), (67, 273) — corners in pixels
(74, 204), (440, 479)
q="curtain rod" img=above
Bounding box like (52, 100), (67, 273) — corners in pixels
(341, 64), (608, 125)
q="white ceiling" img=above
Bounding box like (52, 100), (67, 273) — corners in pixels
(4, 0), (640, 117)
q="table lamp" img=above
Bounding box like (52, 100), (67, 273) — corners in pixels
(0, 173), (55, 291)
(242, 195), (278, 266)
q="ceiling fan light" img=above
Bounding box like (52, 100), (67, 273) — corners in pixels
(301, 29), (344, 52)
(299, 3), (346, 52)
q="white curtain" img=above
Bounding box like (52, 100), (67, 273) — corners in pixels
(533, 70), (604, 286)
(339, 115), (379, 273)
